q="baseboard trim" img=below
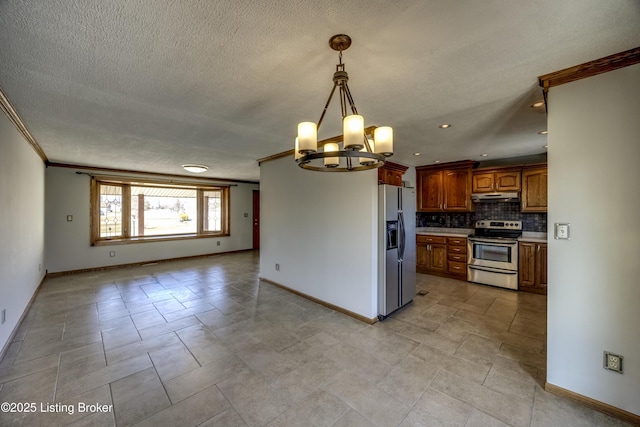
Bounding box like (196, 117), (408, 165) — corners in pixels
(259, 277), (378, 325)
(46, 249), (255, 277)
(545, 382), (640, 425)
(0, 273), (47, 362)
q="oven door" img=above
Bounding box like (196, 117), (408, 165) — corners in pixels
(467, 238), (518, 271)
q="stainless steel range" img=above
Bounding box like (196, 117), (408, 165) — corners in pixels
(467, 220), (522, 290)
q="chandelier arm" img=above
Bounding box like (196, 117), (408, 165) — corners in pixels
(316, 82), (340, 131)
(339, 84), (348, 118)
(342, 82), (359, 115)
(363, 136), (373, 152)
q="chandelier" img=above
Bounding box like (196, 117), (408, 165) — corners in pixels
(295, 34), (393, 172)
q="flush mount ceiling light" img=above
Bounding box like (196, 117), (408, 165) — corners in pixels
(182, 164), (209, 173)
(439, 124), (451, 129)
(531, 101), (545, 108)
(295, 34), (392, 172)
(538, 130), (548, 135)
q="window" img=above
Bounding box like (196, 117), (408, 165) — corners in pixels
(91, 177), (229, 245)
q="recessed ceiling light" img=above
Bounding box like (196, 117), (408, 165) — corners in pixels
(544, 145), (549, 148)
(480, 153), (488, 157)
(439, 124), (451, 129)
(531, 101), (545, 108)
(538, 130), (548, 135)
(434, 160), (440, 163)
(413, 152), (421, 156)
(182, 164), (209, 173)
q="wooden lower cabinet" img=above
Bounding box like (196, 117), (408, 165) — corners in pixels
(447, 237), (467, 278)
(417, 235), (447, 274)
(417, 235), (467, 279)
(519, 241), (548, 294)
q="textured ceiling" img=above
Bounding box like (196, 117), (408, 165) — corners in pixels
(1, 1), (639, 182)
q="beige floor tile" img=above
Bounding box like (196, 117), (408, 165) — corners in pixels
(431, 370), (532, 427)
(133, 385), (229, 427)
(332, 409), (377, 427)
(148, 342), (200, 382)
(266, 389), (350, 427)
(217, 369), (290, 426)
(198, 408), (248, 426)
(110, 367), (171, 425)
(272, 354), (343, 404)
(411, 386), (472, 426)
(465, 408), (511, 427)
(453, 334), (502, 365)
(322, 371), (409, 427)
(164, 354), (246, 404)
(324, 343), (392, 385)
(377, 354), (438, 405)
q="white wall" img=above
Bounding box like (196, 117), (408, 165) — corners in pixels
(547, 64), (640, 415)
(259, 156), (379, 319)
(0, 113), (45, 352)
(45, 167), (258, 273)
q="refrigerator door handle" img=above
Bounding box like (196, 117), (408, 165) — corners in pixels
(398, 211), (405, 261)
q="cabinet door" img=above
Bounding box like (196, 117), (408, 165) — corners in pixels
(431, 244), (448, 272)
(522, 168), (548, 212)
(472, 173), (495, 192)
(416, 243), (429, 269)
(495, 171), (521, 191)
(443, 169), (471, 211)
(417, 170), (443, 211)
(536, 243), (548, 292)
(519, 242), (536, 289)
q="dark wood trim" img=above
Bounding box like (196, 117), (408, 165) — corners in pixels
(382, 161), (409, 173)
(0, 86), (48, 163)
(0, 273), (47, 362)
(538, 47), (640, 92)
(45, 249), (255, 277)
(259, 277), (378, 324)
(47, 162), (258, 185)
(415, 160), (477, 172)
(257, 126), (378, 166)
(545, 382), (640, 425)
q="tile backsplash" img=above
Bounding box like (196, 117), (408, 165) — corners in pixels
(416, 202), (547, 232)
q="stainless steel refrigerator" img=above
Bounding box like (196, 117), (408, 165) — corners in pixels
(378, 184), (416, 320)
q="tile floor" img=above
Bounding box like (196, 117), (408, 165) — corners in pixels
(0, 251), (631, 426)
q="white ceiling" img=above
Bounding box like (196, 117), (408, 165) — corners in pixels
(1, 1), (638, 182)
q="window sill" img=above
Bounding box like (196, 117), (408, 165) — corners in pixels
(92, 233), (230, 246)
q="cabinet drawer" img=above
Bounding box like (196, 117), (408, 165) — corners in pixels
(447, 237), (467, 246)
(448, 253), (466, 263)
(448, 261), (467, 275)
(448, 245), (467, 255)
(416, 235), (447, 244)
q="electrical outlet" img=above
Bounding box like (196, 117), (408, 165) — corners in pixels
(217, 241), (221, 246)
(66, 215), (73, 222)
(275, 263), (280, 271)
(109, 251), (116, 257)
(1, 309), (6, 324)
(604, 351), (623, 373)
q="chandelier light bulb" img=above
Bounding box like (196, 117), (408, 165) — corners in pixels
(374, 126), (393, 156)
(344, 115), (364, 150)
(297, 122), (317, 153)
(324, 143), (339, 168)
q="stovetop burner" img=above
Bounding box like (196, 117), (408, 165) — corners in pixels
(470, 219), (522, 240)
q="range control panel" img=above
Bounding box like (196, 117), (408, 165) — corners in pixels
(475, 220), (522, 230)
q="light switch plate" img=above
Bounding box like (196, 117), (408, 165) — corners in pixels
(554, 223), (570, 240)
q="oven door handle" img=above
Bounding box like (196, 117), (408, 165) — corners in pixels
(468, 238), (518, 245)
(468, 265), (518, 275)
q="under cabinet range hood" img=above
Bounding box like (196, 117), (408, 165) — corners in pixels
(471, 192), (520, 203)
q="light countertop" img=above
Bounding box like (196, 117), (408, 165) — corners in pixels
(416, 227), (471, 238)
(416, 228), (548, 243)
(518, 232), (548, 243)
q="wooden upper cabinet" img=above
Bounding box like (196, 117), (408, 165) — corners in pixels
(443, 169), (472, 211)
(378, 161), (409, 186)
(416, 161), (475, 212)
(472, 169), (521, 193)
(521, 166), (548, 212)
(417, 169), (443, 211)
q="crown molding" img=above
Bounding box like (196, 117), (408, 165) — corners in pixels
(539, 47), (640, 91)
(0, 87), (48, 163)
